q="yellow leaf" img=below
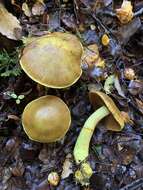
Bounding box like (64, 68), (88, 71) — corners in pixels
(116, 0), (133, 24)
(22, 2), (32, 17)
(81, 44), (105, 69)
(101, 34), (110, 46)
(0, 3), (22, 40)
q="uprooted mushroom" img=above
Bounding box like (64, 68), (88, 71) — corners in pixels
(73, 90), (125, 185)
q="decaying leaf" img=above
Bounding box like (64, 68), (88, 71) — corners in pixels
(61, 154), (73, 179)
(101, 34), (110, 46)
(128, 80), (143, 95)
(124, 68), (135, 80)
(117, 17), (141, 44)
(116, 0), (134, 24)
(104, 74), (115, 94)
(81, 44), (99, 69)
(22, 2), (32, 17)
(135, 98), (143, 115)
(121, 111), (134, 124)
(114, 75), (126, 98)
(81, 44), (105, 69)
(32, 0), (45, 16)
(0, 3), (22, 40)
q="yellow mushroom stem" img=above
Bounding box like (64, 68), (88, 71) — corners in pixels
(74, 105), (110, 164)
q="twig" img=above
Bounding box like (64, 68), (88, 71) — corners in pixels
(119, 178), (143, 190)
(73, 0), (80, 25)
(134, 8), (143, 17)
(97, 8), (143, 18)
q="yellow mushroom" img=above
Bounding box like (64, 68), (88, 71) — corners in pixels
(22, 95), (71, 143)
(20, 32), (83, 88)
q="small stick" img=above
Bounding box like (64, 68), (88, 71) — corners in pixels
(119, 178), (143, 190)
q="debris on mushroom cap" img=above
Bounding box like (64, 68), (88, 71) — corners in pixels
(116, 0), (133, 24)
(89, 90), (124, 131)
(22, 95), (71, 143)
(20, 32), (83, 89)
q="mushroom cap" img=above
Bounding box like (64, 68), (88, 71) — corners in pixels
(89, 90), (124, 131)
(22, 95), (71, 143)
(20, 32), (83, 88)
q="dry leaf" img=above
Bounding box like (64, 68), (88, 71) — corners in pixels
(135, 98), (143, 115)
(32, 1), (45, 16)
(101, 34), (110, 46)
(0, 3), (22, 40)
(81, 44), (105, 69)
(22, 2), (32, 17)
(7, 114), (20, 121)
(121, 111), (134, 125)
(104, 74), (115, 94)
(124, 68), (135, 80)
(61, 154), (73, 179)
(81, 44), (99, 69)
(114, 75), (126, 98)
(116, 0), (133, 24)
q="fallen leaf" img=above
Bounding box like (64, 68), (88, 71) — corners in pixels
(128, 80), (143, 95)
(121, 111), (134, 124)
(117, 17), (141, 44)
(104, 74), (115, 94)
(114, 75), (126, 98)
(32, 1), (45, 16)
(61, 154), (73, 179)
(135, 98), (143, 115)
(22, 2), (32, 17)
(81, 44), (99, 69)
(0, 3), (22, 40)
(101, 34), (110, 46)
(116, 0), (134, 24)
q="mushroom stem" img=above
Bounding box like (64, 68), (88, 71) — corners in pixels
(74, 105), (110, 164)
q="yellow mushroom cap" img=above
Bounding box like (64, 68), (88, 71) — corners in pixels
(20, 32), (83, 88)
(22, 95), (71, 143)
(89, 90), (124, 131)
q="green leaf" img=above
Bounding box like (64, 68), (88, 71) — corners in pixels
(18, 95), (25, 100)
(10, 93), (17, 99)
(16, 99), (20, 104)
(104, 74), (115, 94)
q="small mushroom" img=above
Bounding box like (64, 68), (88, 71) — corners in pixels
(73, 90), (124, 185)
(20, 32), (83, 88)
(22, 95), (71, 143)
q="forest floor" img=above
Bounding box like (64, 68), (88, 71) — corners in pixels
(0, 0), (143, 190)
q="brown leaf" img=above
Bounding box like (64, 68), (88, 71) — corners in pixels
(135, 98), (143, 115)
(128, 80), (143, 95)
(0, 3), (22, 40)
